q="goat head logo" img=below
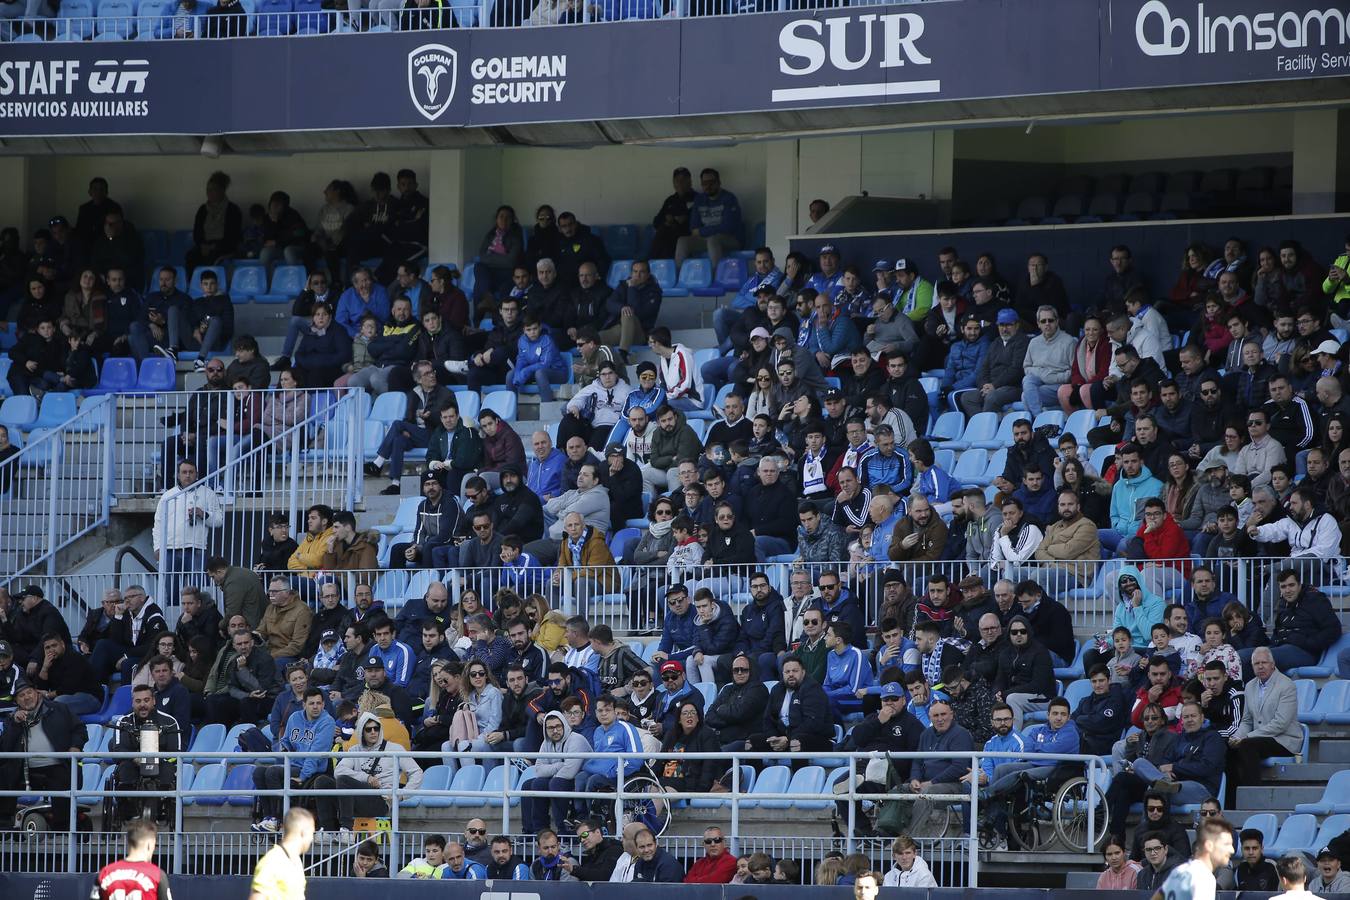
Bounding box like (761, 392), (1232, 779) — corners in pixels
(408, 44), (457, 122)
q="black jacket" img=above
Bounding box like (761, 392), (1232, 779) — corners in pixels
(10, 329), (63, 377)
(572, 837), (625, 881)
(850, 708), (923, 780)
(993, 639), (1056, 699)
(704, 680), (770, 745)
(658, 721), (723, 793)
(1071, 684), (1131, 755)
(743, 479), (798, 545)
(605, 459), (645, 527)
(31, 649), (96, 699)
(704, 524), (756, 564)
(494, 483), (544, 542)
(1272, 587), (1341, 656)
(4, 598), (72, 664)
(109, 708), (183, 756)
(412, 495), (461, 554)
(760, 676), (833, 741)
(1019, 597), (1076, 663)
(0, 697), (88, 755)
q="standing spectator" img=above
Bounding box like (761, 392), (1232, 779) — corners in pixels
(474, 206), (525, 305)
(554, 213), (610, 290)
(152, 459), (222, 606)
(187, 171), (242, 270)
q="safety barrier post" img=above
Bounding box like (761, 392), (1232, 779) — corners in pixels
(844, 754), (856, 855)
(968, 751), (980, 888)
(45, 433), (61, 578)
(66, 755), (78, 873)
(729, 759), (740, 857)
(174, 755), (185, 875)
(389, 750), (402, 873)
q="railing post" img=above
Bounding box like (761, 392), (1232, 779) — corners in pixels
(349, 389), (364, 509)
(389, 751), (401, 873)
(46, 433), (62, 578)
(729, 757), (740, 857)
(66, 755), (78, 873)
(102, 396), (117, 510)
(223, 398), (236, 501)
(844, 754), (856, 855)
(500, 755), (511, 834)
(1086, 757), (1096, 856)
(968, 751), (980, 888)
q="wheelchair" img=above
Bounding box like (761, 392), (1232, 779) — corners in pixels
(580, 763), (672, 837)
(979, 765), (1110, 852)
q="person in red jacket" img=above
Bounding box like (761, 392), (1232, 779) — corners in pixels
(1130, 655), (1184, 731)
(1128, 498), (1192, 598)
(683, 826), (738, 884)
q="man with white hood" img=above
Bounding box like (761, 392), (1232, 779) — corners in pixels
(521, 709), (592, 833)
(313, 709), (423, 841)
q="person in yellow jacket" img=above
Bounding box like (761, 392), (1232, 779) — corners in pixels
(526, 594), (569, 653)
(1323, 238), (1350, 307)
(288, 504), (335, 578)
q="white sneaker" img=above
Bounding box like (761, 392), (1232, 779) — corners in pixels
(251, 817), (280, 833)
(444, 359), (469, 375)
(335, 827), (354, 845)
(193, 358), (207, 372)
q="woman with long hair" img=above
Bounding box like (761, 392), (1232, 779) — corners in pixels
(1060, 315), (1111, 412)
(1061, 457), (1111, 528)
(474, 204), (525, 306)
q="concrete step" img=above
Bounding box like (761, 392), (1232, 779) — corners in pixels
(1236, 785), (1324, 809)
(1316, 739), (1350, 763)
(1266, 762), (1343, 781)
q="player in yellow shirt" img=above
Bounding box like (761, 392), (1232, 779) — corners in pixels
(249, 807), (315, 900)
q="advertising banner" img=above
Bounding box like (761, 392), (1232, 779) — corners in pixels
(0, 0), (1346, 137)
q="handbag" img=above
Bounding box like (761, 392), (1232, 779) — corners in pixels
(448, 705), (480, 747)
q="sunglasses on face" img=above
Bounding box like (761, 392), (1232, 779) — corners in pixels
(703, 837), (724, 845)
(1009, 628), (1028, 635)
(466, 827), (486, 835)
(661, 673), (680, 682)
(364, 725), (380, 732)
(731, 667), (750, 674)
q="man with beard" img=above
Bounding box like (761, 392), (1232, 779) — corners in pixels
(727, 571), (786, 681)
(1263, 374), (1318, 460)
(994, 419), (1058, 495)
(1249, 489), (1344, 598)
(1187, 378), (1233, 462)
(1033, 489), (1101, 591)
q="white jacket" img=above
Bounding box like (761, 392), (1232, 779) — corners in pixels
(152, 480), (224, 552)
(883, 857), (938, 888)
(991, 522), (1044, 574)
(659, 344), (703, 402)
(334, 712), (426, 791)
(1253, 511), (1343, 560)
(566, 378), (633, 429)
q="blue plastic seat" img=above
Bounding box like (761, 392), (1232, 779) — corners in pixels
(1308, 813), (1350, 850)
(942, 411), (997, 451)
(1088, 444), (1114, 473)
(742, 765), (790, 809)
(950, 448), (989, 487)
(763, 765), (825, 810)
(369, 391), (407, 427)
(452, 389), (481, 423)
(483, 763), (516, 807)
(135, 357), (177, 394)
(97, 685), (133, 724)
(692, 765), (754, 809)
(403, 569), (439, 601)
(1294, 772), (1350, 815)
(927, 410), (964, 443)
(30, 393), (77, 431)
(1262, 723), (1310, 767)
(1063, 409), (1096, 445)
(1288, 632), (1350, 678)
(0, 396), (39, 431)
(224, 764), (257, 806)
(1294, 679), (1320, 724)
(255, 0), (292, 32)
(1054, 642), (1092, 680)
(608, 526), (640, 562)
(419, 765), (455, 808)
(293, 0), (326, 30)
(677, 258), (713, 294)
(692, 682), (717, 712)
(229, 265), (268, 299)
(77, 765), (114, 806)
(712, 257), (746, 293)
(483, 389), (517, 421)
(371, 570), (408, 605)
(58, 0), (96, 38)
(605, 225), (638, 259)
(1062, 677), (1093, 711)
(188, 722), (226, 757)
(649, 259), (686, 296)
(972, 447), (1007, 488)
(450, 764), (487, 806)
(606, 260), (633, 289)
(83, 357), (138, 397)
(974, 410), (1023, 451)
(190, 763), (228, 807)
(135, 0), (170, 37)
(1267, 812), (1318, 857)
(1314, 680), (1350, 726)
(256, 265), (307, 303)
(0, 359), (12, 398)
(96, 0), (134, 34)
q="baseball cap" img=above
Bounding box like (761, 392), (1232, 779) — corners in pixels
(320, 629), (339, 644)
(880, 682), (905, 699)
(749, 326), (771, 341)
(658, 659), (684, 676)
(1313, 339), (1341, 356)
(872, 259), (891, 272)
(18, 585), (43, 600)
(665, 583), (688, 597)
(996, 308), (1020, 325)
(893, 259), (916, 273)
(754, 281), (776, 295)
(818, 244), (838, 256)
(0, 640), (12, 658)
(363, 655), (385, 669)
(605, 444), (625, 458)
(823, 389), (844, 403)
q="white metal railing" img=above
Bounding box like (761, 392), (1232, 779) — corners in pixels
(32, 556), (1308, 639)
(0, 393), (114, 578)
(0, 0), (927, 42)
(0, 748), (1109, 884)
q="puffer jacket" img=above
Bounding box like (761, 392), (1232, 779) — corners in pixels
(942, 334), (990, 391)
(693, 601), (739, 655)
(736, 592), (786, 656)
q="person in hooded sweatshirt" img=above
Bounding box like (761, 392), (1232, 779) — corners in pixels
(315, 710), (423, 835)
(522, 710), (592, 833)
(705, 652), (770, 751)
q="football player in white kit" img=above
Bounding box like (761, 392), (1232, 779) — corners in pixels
(1152, 817), (1236, 900)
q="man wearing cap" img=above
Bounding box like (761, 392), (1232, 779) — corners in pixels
(866, 291), (920, 360)
(808, 245), (844, 300)
(961, 309), (1030, 418)
(0, 585), (70, 673)
(0, 679), (87, 829)
(493, 463), (545, 542)
(770, 325), (827, 393)
(604, 444), (644, 527)
(1310, 849), (1350, 893)
(390, 473), (461, 570)
(560, 361), (632, 451)
(892, 259), (935, 323)
(152, 458), (223, 606)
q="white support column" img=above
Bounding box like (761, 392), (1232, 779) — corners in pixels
(1291, 109), (1338, 215)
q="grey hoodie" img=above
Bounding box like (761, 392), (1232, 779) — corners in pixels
(334, 711), (425, 791)
(1176, 479), (1230, 531)
(533, 710), (592, 780)
(545, 485), (612, 539)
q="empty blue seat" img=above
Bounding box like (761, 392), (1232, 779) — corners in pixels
(257, 265), (307, 303)
(713, 257), (746, 293)
(189, 763), (227, 807)
(293, 0), (327, 30)
(967, 447), (1006, 488)
(927, 410), (964, 443)
(135, 0), (170, 37)
(83, 357), (138, 397)
(450, 764), (487, 806)
(58, 0), (96, 38)
(31, 394), (78, 430)
(256, 0), (292, 32)
(96, 0), (134, 34)
(369, 391), (407, 426)
(1308, 813), (1350, 851)
(1294, 771), (1350, 815)
(763, 765), (826, 810)
(950, 448), (989, 487)
(1267, 812), (1318, 857)
(483, 763), (516, 807)
(483, 390), (516, 421)
(188, 723), (226, 759)
(605, 225), (639, 259)
(606, 260), (633, 289)
(677, 258), (713, 294)
(1294, 679), (1319, 724)
(224, 764), (257, 806)
(1288, 632), (1350, 678)
(742, 765), (790, 809)
(0, 396), (39, 431)
(649, 259), (686, 296)
(229, 265), (268, 299)
(135, 357), (177, 393)
(973, 410), (1023, 451)
(420, 765), (455, 808)
(942, 411), (997, 451)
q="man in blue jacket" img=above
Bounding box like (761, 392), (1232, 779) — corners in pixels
(676, 168), (742, 270)
(1106, 700), (1226, 832)
(732, 572), (787, 681)
(690, 590), (739, 684)
(811, 571), (867, 649)
(899, 700), (973, 836)
(527, 431), (566, 502)
(982, 696), (1079, 845)
(652, 659), (697, 739)
(1071, 665), (1131, 756)
(252, 687), (335, 831)
(823, 621), (874, 720)
(651, 584), (699, 669)
(576, 694), (645, 794)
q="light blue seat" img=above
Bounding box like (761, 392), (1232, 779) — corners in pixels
(96, 0), (134, 34)
(450, 764), (487, 806)
(58, 0), (96, 38)
(971, 447), (1007, 488)
(31, 393), (77, 430)
(483, 763), (516, 807)
(763, 765), (826, 810)
(1069, 558), (1122, 601)
(649, 259), (686, 296)
(221, 723), (254, 752)
(1064, 409), (1096, 445)
(741, 765), (790, 809)
(606, 260), (633, 289)
(1088, 444), (1114, 474)
(403, 569), (439, 601)
(77, 765), (114, 806)
(1307, 813), (1350, 850)
(369, 391), (407, 427)
(1293, 771), (1350, 815)
(1293, 679), (1320, 724)
(256, 265), (308, 303)
(224, 764), (257, 806)
(691, 765), (754, 809)
(0, 359), (11, 398)
(372, 570), (408, 605)
(918, 378), (939, 424)
(1054, 642), (1092, 680)
(1266, 812), (1318, 857)
(1240, 813), (1278, 846)
(187, 723), (226, 759)
(135, 357), (177, 393)
(942, 411), (996, 451)
(135, 0), (170, 37)
(1315, 680), (1350, 726)
(1262, 723), (1310, 767)
(677, 258), (713, 294)
(256, 0), (292, 33)
(0, 396), (39, 431)
(1288, 632), (1350, 678)
(693, 682), (717, 711)
(191, 763), (229, 807)
(230, 265), (268, 299)
(712, 258), (746, 294)
(483, 390), (517, 421)
(420, 764), (455, 808)
(974, 410), (1023, 451)
(927, 410), (964, 444)
(934, 448), (956, 472)
(950, 448), (988, 487)
(1032, 410), (1065, 431)
(453, 390), (481, 423)
(1062, 677), (1093, 710)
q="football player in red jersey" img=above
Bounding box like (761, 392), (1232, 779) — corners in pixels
(91, 818), (171, 900)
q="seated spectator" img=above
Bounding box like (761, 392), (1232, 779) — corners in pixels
(891, 700), (972, 836)
(30, 631), (99, 717)
(250, 686), (335, 833)
(1071, 664), (1131, 756)
(204, 629), (279, 725)
(1310, 849), (1350, 894)
(1107, 700), (1225, 835)
(633, 828), (686, 883)
(744, 655), (833, 763)
(1096, 838), (1143, 890)
(822, 621), (873, 719)
(993, 615), (1055, 729)
(397, 834), (449, 879)
(1135, 832), (1184, 892)
(990, 497), (1043, 581)
(960, 309), (1030, 417)
(7, 317), (64, 399)
(257, 578), (313, 669)
(1032, 488), (1101, 590)
(522, 711), (591, 833)
(983, 697), (1079, 845)
(1225, 646), (1303, 804)
(1234, 829), (1280, 891)
(177, 270), (235, 373)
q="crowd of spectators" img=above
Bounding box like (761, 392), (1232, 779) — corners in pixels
(3, 168), (1350, 861)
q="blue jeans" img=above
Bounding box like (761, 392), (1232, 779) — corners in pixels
(712, 306), (739, 349)
(281, 315), (311, 358)
(175, 309), (226, 356)
(377, 421), (430, 476)
(1021, 374), (1060, 417)
(128, 317), (180, 360)
(1338, 645), (1350, 678)
(702, 357), (736, 392)
(1129, 758), (1211, 805)
(164, 548), (206, 606)
(522, 776), (574, 832)
(754, 535), (792, 561)
(575, 771), (615, 795)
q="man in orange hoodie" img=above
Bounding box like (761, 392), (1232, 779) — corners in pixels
(683, 826), (738, 884)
